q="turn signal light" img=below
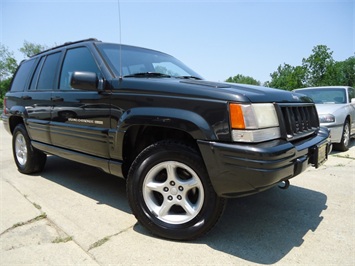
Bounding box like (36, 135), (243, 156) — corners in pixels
(229, 103), (245, 129)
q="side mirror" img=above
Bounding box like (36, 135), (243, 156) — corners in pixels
(70, 71), (98, 91)
(351, 98), (355, 104)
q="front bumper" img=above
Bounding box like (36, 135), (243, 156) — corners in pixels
(198, 127), (330, 198)
(320, 123), (343, 143)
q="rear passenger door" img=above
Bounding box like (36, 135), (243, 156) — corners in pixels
(25, 52), (62, 144)
(50, 46), (111, 158)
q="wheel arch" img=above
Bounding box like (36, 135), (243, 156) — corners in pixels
(117, 107), (218, 178)
(121, 125), (200, 178)
(9, 115), (25, 134)
(344, 114), (352, 136)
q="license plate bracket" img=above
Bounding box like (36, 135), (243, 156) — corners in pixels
(314, 142), (328, 168)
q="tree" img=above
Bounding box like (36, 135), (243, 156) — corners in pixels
(226, 74), (261, 85)
(343, 56), (355, 87)
(0, 41), (48, 106)
(19, 40), (47, 58)
(0, 44), (18, 79)
(302, 45), (335, 87)
(0, 78), (13, 104)
(266, 45), (354, 90)
(266, 64), (306, 91)
(333, 56), (355, 87)
(0, 44), (18, 105)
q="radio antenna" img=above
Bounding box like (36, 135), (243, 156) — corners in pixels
(117, 0), (123, 80)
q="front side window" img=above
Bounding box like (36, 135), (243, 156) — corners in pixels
(59, 47), (100, 90)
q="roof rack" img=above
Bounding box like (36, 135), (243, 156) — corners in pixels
(62, 38), (100, 46)
(31, 38), (100, 57)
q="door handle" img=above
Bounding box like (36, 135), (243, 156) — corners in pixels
(51, 97), (64, 102)
(21, 95), (32, 100)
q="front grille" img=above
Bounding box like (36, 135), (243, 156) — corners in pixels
(278, 104), (319, 140)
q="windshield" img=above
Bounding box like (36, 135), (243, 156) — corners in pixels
(295, 88), (347, 104)
(96, 43), (203, 79)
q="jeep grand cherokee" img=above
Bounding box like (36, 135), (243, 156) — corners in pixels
(2, 38), (330, 240)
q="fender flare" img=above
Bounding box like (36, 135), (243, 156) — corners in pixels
(111, 107), (219, 161)
(8, 105), (28, 132)
(9, 105), (28, 117)
(118, 107), (217, 140)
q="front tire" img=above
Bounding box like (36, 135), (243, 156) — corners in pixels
(12, 124), (47, 174)
(127, 141), (225, 240)
(334, 121), (350, 151)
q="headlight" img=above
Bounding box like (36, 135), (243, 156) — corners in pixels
(318, 114), (335, 123)
(229, 103), (280, 142)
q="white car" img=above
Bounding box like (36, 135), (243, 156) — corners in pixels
(294, 86), (355, 151)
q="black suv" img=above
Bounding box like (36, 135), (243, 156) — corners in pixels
(2, 39), (330, 240)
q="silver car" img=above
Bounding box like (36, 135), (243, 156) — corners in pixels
(293, 86), (355, 151)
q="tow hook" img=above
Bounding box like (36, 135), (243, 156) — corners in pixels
(278, 180), (290, 190)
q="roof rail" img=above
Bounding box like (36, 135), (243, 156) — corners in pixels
(30, 38), (101, 57)
(63, 38), (100, 46)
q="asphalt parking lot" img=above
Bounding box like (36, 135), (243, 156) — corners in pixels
(1, 123), (354, 265)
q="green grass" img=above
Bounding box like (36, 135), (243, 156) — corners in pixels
(88, 237), (110, 250)
(52, 236), (73, 243)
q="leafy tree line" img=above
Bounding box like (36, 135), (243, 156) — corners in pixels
(0, 44), (18, 105)
(226, 74), (261, 86)
(0, 41), (47, 106)
(227, 45), (355, 90)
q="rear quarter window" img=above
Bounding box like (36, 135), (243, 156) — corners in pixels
(10, 59), (36, 92)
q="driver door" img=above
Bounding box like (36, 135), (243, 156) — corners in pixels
(50, 46), (111, 158)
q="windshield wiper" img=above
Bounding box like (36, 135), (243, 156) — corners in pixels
(176, 75), (202, 80)
(123, 72), (171, 78)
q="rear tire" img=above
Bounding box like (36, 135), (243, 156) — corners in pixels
(127, 140), (225, 240)
(12, 124), (47, 174)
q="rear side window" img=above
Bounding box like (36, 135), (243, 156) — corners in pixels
(10, 59), (36, 92)
(35, 52), (61, 90)
(29, 57), (45, 90)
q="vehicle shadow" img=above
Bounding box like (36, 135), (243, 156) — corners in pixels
(40, 156), (327, 264)
(41, 156), (131, 213)
(198, 186), (327, 264)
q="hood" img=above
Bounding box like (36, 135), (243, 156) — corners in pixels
(179, 80), (313, 103)
(315, 104), (346, 115)
(222, 82), (312, 103)
(117, 78), (313, 104)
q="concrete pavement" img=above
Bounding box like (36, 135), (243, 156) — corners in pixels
(1, 122), (354, 265)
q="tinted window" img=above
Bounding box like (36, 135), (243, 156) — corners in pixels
(96, 43), (202, 79)
(29, 56), (45, 90)
(59, 47), (100, 90)
(10, 59), (36, 92)
(36, 52), (61, 90)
